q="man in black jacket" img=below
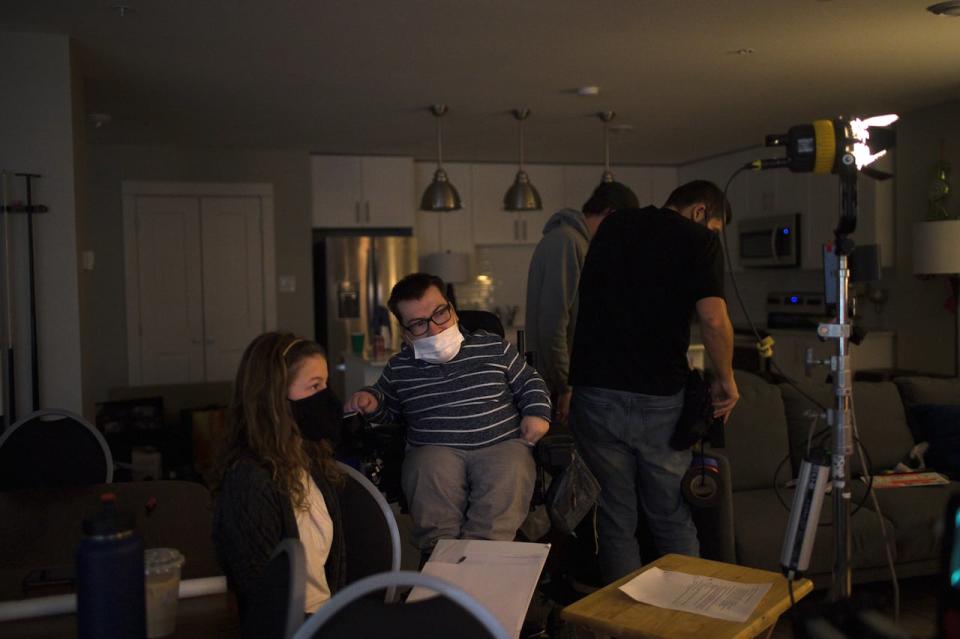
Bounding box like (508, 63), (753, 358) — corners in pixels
(569, 180), (739, 584)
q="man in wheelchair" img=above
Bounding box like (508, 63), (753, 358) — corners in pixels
(345, 272), (551, 556)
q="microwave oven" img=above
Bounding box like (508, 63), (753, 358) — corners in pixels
(737, 213), (801, 268)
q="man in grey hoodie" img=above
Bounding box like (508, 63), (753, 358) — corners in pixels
(525, 181), (638, 429)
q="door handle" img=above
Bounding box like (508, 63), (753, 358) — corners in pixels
(365, 201), (371, 223)
(770, 230), (779, 263)
(355, 202), (361, 224)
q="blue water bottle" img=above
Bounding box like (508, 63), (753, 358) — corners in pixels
(76, 493), (146, 638)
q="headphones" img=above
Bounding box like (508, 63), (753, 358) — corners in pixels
(681, 454), (722, 508)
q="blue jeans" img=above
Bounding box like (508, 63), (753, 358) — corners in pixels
(571, 386), (698, 584)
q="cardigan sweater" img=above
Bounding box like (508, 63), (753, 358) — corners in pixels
(212, 455), (346, 611)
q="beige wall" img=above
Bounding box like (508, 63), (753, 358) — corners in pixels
(0, 32), (84, 417)
(83, 145), (314, 405)
(888, 100), (960, 374)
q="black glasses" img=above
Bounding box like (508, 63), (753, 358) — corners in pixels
(403, 304), (452, 337)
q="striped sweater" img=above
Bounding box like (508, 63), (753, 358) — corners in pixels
(363, 329), (552, 448)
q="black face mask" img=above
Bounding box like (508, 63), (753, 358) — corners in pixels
(289, 388), (343, 446)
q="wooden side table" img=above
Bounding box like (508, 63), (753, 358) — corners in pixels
(561, 553), (813, 639)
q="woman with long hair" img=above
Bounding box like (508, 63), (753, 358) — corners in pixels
(213, 331), (346, 616)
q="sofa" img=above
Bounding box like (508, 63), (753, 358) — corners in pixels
(711, 370), (960, 586)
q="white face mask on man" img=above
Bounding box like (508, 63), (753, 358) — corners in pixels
(412, 324), (464, 363)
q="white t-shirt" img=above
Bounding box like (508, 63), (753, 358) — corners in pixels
(295, 471), (334, 612)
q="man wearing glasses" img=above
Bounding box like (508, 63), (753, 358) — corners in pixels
(568, 179), (739, 584)
(345, 273), (552, 555)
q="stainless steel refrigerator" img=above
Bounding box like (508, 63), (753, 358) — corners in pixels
(313, 230), (418, 363)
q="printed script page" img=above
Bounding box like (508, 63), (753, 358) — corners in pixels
(408, 539), (550, 639)
(618, 567), (772, 623)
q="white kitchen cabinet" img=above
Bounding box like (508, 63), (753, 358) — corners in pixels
(650, 166), (679, 206)
(744, 166), (778, 221)
(472, 164), (517, 244)
(415, 162), (474, 256)
(612, 166), (679, 207)
(471, 164), (563, 245)
(561, 164), (676, 211)
(518, 164), (563, 244)
(311, 155), (414, 228)
(614, 166), (652, 204)
(562, 165), (603, 211)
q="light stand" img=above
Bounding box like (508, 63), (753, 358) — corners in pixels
(761, 114), (897, 602)
(824, 163), (858, 600)
(780, 152), (858, 601)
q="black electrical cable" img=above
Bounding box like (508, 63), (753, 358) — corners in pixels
(772, 452), (794, 512)
(721, 166), (875, 527)
(718, 166), (830, 415)
(771, 434), (875, 518)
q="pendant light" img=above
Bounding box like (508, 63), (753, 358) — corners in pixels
(420, 104), (462, 211)
(597, 110), (616, 185)
(503, 108), (542, 211)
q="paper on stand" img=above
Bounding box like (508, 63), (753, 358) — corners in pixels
(619, 567), (772, 623)
(408, 539), (550, 639)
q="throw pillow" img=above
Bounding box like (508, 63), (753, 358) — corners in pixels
(910, 404), (960, 479)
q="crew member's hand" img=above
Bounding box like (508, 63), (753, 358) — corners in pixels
(711, 376), (740, 423)
(345, 390), (379, 415)
(520, 415), (550, 445)
(553, 389), (573, 426)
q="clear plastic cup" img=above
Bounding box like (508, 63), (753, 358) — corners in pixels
(144, 548), (185, 638)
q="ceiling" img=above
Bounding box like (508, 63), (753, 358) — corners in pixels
(3, 0), (960, 165)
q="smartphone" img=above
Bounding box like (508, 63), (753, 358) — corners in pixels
(22, 566), (76, 592)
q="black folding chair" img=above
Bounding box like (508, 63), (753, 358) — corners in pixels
(240, 538), (306, 639)
(292, 571), (509, 639)
(0, 409), (113, 491)
(457, 310), (505, 338)
(337, 461), (402, 602)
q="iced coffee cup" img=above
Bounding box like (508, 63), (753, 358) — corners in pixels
(144, 548), (185, 638)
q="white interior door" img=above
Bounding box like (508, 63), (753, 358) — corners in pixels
(135, 196), (205, 384)
(200, 196), (265, 381)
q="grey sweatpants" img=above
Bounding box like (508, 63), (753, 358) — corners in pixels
(401, 438), (536, 551)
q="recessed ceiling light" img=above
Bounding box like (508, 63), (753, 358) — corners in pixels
(928, 0), (960, 15)
(576, 86), (600, 97)
(88, 113), (112, 128)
